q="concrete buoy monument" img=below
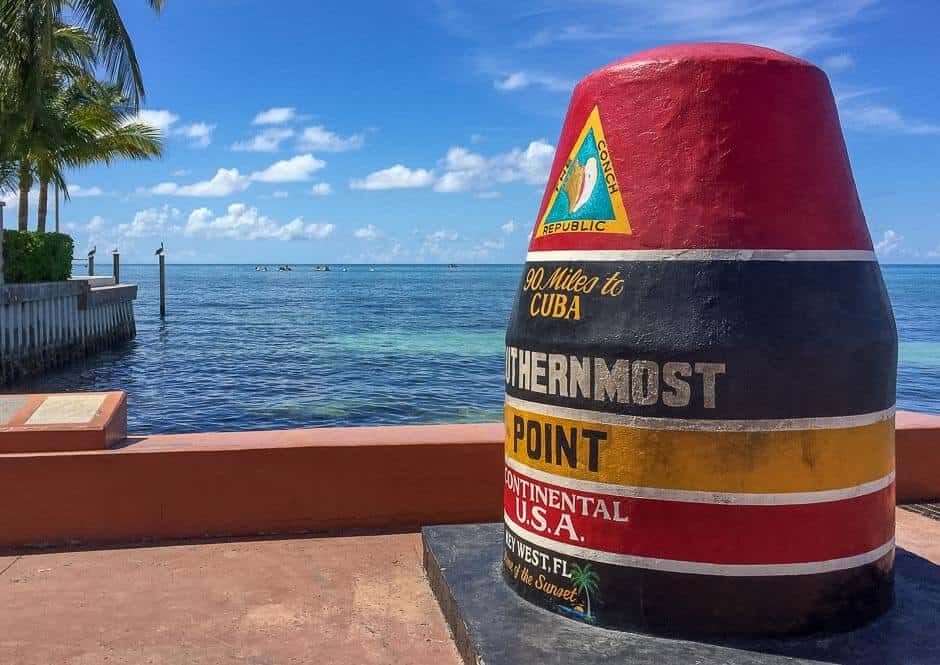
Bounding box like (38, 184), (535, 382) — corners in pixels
(500, 43), (897, 637)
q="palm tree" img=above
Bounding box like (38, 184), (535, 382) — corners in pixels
(0, 0), (165, 110)
(3, 22), (96, 230)
(32, 77), (162, 232)
(0, 0), (165, 229)
(569, 563), (600, 622)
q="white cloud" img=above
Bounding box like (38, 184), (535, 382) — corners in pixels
(840, 105), (940, 135)
(297, 125), (364, 152)
(350, 165), (436, 190)
(172, 169), (190, 177)
(515, 0), (879, 57)
(232, 127), (294, 152)
(185, 203), (334, 240)
(833, 87), (885, 105)
(354, 224), (382, 240)
(418, 227), (507, 261)
(117, 205), (181, 238)
(310, 182), (332, 196)
(495, 72), (529, 91)
(131, 109), (179, 132)
(823, 53), (855, 70)
(501, 219), (517, 234)
(432, 140), (554, 192)
(272, 191), (289, 198)
(147, 168), (251, 197)
(69, 184), (105, 197)
(874, 229), (903, 256)
(0, 188), (37, 212)
(63, 215), (108, 235)
(250, 154), (325, 183)
(177, 122), (215, 148)
(352, 241), (405, 264)
(349, 140), (554, 195)
(252, 107), (296, 125)
(126, 110), (214, 147)
(144, 156), (326, 197)
(494, 71), (573, 93)
(511, 141), (555, 184)
(427, 229), (460, 242)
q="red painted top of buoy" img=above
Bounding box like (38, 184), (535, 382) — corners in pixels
(528, 43), (873, 252)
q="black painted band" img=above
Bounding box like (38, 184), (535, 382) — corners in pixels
(505, 260), (897, 420)
(502, 526), (894, 637)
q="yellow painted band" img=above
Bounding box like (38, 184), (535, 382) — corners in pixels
(504, 403), (894, 493)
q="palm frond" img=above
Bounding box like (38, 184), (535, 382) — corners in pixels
(66, 0), (146, 106)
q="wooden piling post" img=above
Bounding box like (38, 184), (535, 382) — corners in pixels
(88, 254), (95, 277)
(0, 201), (5, 287)
(113, 251), (120, 285)
(159, 253), (166, 319)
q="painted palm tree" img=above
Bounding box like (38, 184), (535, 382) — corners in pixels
(569, 563), (600, 622)
(0, 0), (165, 229)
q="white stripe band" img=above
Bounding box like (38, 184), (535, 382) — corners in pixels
(504, 456), (895, 506)
(505, 395), (896, 431)
(503, 516), (894, 576)
(526, 249), (877, 262)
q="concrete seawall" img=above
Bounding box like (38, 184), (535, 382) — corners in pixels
(1, 397), (938, 551)
(0, 278), (137, 385)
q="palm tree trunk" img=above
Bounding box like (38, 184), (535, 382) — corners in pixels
(17, 163), (31, 232)
(37, 178), (48, 233)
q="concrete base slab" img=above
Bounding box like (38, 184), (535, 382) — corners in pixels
(0, 532), (460, 665)
(423, 523), (940, 665)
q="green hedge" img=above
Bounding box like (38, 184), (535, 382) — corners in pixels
(2, 231), (74, 283)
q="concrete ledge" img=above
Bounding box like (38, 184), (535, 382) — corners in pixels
(0, 410), (937, 551)
(82, 283), (138, 308)
(70, 276), (115, 288)
(0, 422), (503, 550)
(0, 280), (85, 304)
(896, 410), (940, 503)
(0, 392), (126, 454)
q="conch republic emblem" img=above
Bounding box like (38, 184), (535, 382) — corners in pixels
(536, 106), (631, 238)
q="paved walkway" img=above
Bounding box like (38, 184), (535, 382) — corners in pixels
(1, 509), (938, 664)
(0, 532), (460, 665)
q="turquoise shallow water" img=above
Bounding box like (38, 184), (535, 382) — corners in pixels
(4, 264), (938, 433)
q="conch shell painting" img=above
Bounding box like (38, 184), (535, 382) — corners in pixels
(563, 156), (598, 214)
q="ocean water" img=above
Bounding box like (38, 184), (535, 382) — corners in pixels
(4, 264), (938, 434)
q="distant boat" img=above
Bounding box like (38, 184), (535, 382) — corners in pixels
(314, 265), (330, 272)
(341, 267), (348, 272)
(448, 263), (458, 269)
(368, 266), (375, 272)
(278, 265), (292, 272)
(255, 265), (268, 272)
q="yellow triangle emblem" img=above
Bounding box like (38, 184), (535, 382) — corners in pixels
(536, 107), (631, 238)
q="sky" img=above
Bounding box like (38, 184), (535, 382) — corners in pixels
(3, 0), (938, 264)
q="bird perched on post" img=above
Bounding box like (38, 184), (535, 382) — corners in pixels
(155, 242), (165, 256)
(112, 248), (118, 255)
(87, 245), (96, 258)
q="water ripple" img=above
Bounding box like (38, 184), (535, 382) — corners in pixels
(4, 264), (937, 433)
